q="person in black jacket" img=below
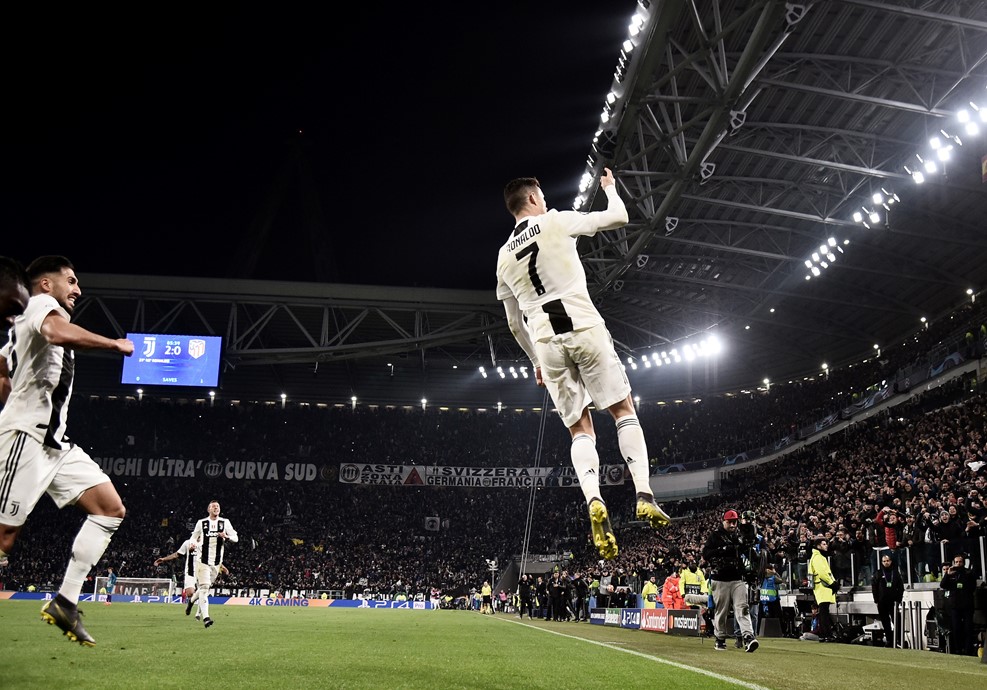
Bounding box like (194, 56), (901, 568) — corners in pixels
(517, 574), (533, 619)
(871, 553), (904, 647)
(571, 572), (589, 621)
(941, 553), (977, 655)
(702, 509), (758, 653)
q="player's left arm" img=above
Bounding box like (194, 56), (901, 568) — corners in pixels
(221, 521), (239, 543)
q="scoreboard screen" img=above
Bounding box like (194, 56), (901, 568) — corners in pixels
(121, 333), (223, 387)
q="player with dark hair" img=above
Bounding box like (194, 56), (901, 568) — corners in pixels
(0, 255), (134, 646)
(0, 256), (29, 330)
(496, 168), (671, 561)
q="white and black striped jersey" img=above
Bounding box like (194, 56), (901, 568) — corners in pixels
(496, 186), (628, 343)
(191, 517), (238, 566)
(177, 538), (198, 581)
(0, 295), (75, 449)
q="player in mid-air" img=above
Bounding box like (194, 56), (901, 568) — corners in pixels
(0, 255), (134, 646)
(496, 168), (671, 561)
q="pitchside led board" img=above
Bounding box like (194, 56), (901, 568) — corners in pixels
(121, 333), (222, 388)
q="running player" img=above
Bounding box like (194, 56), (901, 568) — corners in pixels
(0, 255), (134, 646)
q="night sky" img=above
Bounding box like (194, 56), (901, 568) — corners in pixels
(6, 3), (636, 291)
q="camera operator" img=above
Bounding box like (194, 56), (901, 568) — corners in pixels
(940, 553), (977, 656)
(702, 509), (759, 652)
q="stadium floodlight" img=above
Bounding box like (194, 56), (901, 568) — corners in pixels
(923, 159), (936, 174)
(811, 266), (821, 276)
(827, 252), (836, 262)
(520, 366), (528, 379)
(496, 366), (505, 379)
(868, 210), (880, 225)
(958, 109), (970, 123)
(929, 136), (941, 149)
(509, 367), (518, 379)
(421, 398), (427, 410)
(622, 39), (634, 53)
(804, 259), (813, 268)
(964, 121), (979, 136)
(852, 211), (863, 223)
(936, 145), (952, 161)
(812, 252), (820, 262)
(872, 192), (883, 204)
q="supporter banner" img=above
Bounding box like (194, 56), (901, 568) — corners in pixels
(722, 452), (749, 466)
(841, 385), (893, 419)
(928, 351), (964, 377)
(338, 463), (627, 487)
(94, 457), (324, 481)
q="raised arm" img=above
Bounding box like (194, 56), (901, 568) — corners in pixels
(40, 312), (134, 355)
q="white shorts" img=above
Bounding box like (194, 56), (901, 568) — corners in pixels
(183, 574), (198, 592)
(0, 430), (111, 527)
(195, 562), (221, 590)
(535, 324), (630, 428)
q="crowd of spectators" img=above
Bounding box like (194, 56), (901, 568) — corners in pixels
(0, 300), (985, 606)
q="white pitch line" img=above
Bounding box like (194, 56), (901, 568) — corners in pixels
(499, 618), (772, 690)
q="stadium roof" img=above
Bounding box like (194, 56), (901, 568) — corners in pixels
(69, 1), (987, 407)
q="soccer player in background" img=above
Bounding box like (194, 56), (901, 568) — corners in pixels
(190, 500), (238, 628)
(104, 565), (118, 605)
(155, 537), (201, 617)
(0, 255), (134, 646)
(496, 168), (671, 561)
(0, 256), (29, 331)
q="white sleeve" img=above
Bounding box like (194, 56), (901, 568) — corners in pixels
(502, 296), (538, 368)
(558, 186), (628, 237)
(224, 520), (239, 543)
(190, 522), (202, 544)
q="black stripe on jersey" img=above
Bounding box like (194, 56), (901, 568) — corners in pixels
(542, 300), (574, 335)
(0, 432), (27, 514)
(43, 351), (75, 451)
(512, 220), (529, 237)
(185, 548), (196, 578)
(199, 519), (211, 563)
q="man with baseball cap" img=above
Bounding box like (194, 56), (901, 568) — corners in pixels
(702, 509), (759, 652)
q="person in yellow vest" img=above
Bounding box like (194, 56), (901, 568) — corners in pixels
(808, 537), (839, 641)
(680, 557), (709, 608)
(641, 575), (659, 609)
(481, 580), (493, 615)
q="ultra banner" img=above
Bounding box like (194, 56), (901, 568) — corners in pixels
(338, 463), (627, 487)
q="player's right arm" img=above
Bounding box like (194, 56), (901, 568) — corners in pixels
(154, 551), (179, 566)
(40, 312), (134, 355)
(558, 167), (628, 237)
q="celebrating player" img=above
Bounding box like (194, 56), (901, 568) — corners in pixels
(496, 168), (670, 561)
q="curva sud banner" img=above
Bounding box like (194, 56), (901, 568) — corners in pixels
(91, 458), (627, 488)
(338, 463), (627, 487)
